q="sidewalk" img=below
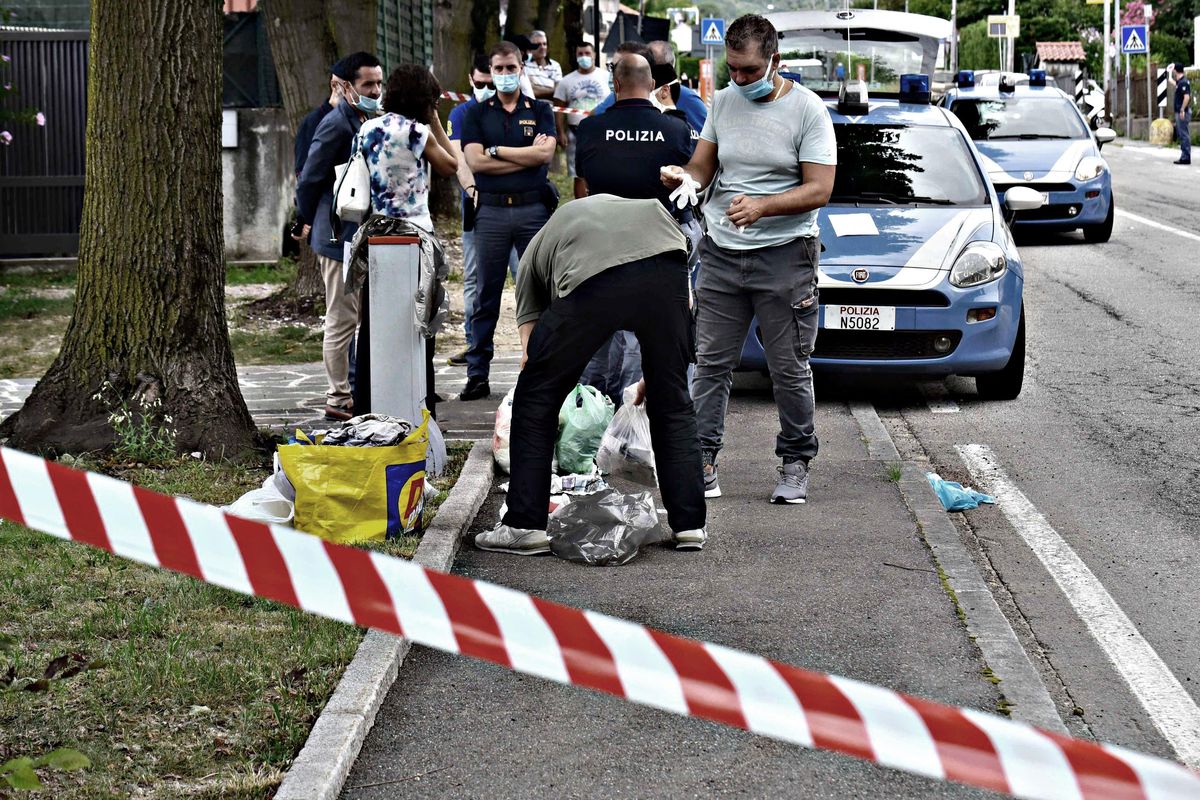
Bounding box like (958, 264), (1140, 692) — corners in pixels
(340, 385), (1001, 798)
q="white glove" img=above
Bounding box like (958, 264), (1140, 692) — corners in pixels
(667, 173), (701, 211)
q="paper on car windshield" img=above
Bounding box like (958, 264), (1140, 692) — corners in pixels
(830, 213), (879, 237)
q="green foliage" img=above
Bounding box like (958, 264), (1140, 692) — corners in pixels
(958, 20), (1000, 71)
(93, 381), (179, 465)
(226, 259), (298, 286)
(1, 748), (90, 791)
(0, 4), (45, 146)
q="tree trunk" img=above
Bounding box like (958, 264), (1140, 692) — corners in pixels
(555, 0), (583, 67)
(258, 0), (376, 298)
(0, 0), (259, 459)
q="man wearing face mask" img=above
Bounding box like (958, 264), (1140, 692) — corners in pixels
(445, 54), (521, 367)
(554, 42), (610, 199)
(296, 51), (384, 421)
(661, 14), (836, 507)
(592, 40), (708, 138)
(458, 41), (557, 401)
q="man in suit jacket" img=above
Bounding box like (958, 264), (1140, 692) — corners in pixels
(296, 51), (383, 420)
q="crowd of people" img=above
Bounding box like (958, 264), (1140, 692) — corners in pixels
(290, 15), (838, 557)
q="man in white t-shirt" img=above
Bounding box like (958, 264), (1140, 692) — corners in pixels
(662, 14), (837, 508)
(554, 41), (610, 197)
(524, 29), (562, 100)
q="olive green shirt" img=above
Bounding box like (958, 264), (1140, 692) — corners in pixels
(515, 194), (688, 326)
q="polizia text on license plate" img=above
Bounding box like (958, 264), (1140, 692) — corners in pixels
(825, 305), (897, 331)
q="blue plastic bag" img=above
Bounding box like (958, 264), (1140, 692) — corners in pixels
(926, 472), (995, 512)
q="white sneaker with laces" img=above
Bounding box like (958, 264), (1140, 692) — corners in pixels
(474, 523), (551, 556)
(673, 527), (707, 551)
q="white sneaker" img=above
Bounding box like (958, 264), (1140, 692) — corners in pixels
(474, 523), (551, 556)
(673, 527), (707, 551)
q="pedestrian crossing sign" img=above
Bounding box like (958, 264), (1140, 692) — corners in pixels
(1121, 24), (1149, 54)
(701, 17), (725, 46)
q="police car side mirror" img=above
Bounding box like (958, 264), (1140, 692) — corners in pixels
(1005, 186), (1044, 211)
(1094, 127), (1117, 148)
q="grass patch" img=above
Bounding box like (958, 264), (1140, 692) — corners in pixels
(227, 259), (297, 287)
(886, 463), (903, 482)
(229, 325), (324, 366)
(1, 446), (473, 798)
(0, 293), (73, 323)
(0, 269), (76, 290)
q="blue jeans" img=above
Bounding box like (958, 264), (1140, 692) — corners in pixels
(1177, 114), (1192, 161)
(580, 331), (643, 405)
(467, 203), (550, 379)
(461, 225), (520, 348)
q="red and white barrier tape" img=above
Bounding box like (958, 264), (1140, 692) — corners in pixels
(440, 90), (592, 120)
(1, 444), (1197, 800)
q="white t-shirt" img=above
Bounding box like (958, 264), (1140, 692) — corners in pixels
(554, 69), (611, 126)
(700, 81), (837, 249)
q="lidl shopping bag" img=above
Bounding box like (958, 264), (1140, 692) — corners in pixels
(277, 414), (429, 544)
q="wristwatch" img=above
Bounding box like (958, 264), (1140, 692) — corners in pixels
(487, 145), (500, 159)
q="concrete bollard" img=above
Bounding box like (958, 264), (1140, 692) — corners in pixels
(1150, 116), (1175, 146)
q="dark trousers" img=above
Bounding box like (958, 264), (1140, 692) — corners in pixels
(503, 253), (705, 534)
(467, 203), (551, 380)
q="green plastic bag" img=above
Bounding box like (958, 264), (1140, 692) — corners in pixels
(556, 384), (615, 474)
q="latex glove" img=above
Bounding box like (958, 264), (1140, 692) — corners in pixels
(665, 170), (701, 211)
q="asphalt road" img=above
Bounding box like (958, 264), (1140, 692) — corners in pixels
(343, 141), (1200, 795)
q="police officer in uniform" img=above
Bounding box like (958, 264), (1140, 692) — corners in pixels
(574, 54), (699, 402)
(459, 41), (558, 401)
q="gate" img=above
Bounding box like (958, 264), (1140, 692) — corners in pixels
(0, 29), (88, 257)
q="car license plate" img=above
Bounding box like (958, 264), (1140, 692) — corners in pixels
(824, 305), (896, 331)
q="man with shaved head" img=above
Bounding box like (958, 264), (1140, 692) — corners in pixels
(573, 52), (698, 405)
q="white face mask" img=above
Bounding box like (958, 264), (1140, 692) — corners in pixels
(473, 84), (496, 103)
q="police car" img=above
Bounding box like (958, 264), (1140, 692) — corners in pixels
(736, 75), (1039, 400)
(940, 69), (1117, 242)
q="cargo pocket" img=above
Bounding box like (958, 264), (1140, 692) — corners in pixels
(792, 289), (819, 358)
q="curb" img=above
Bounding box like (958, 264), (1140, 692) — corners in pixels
(848, 402), (1067, 733)
(274, 439), (495, 800)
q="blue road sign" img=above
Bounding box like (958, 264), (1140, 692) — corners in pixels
(701, 17), (726, 46)
(1121, 24), (1149, 54)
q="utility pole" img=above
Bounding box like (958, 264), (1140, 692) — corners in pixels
(1103, 0), (1111, 107)
(1006, 0), (1016, 71)
(950, 0), (958, 72)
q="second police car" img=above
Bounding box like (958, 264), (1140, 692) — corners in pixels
(735, 73), (1041, 400)
(940, 69), (1118, 242)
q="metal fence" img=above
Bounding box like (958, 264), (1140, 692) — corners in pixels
(0, 29), (88, 257)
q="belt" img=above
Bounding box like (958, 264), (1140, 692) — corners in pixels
(478, 189), (543, 207)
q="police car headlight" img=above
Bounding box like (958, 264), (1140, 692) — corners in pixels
(950, 242), (1007, 288)
(1074, 156), (1107, 182)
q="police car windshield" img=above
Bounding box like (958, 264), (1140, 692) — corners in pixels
(780, 29), (934, 93)
(949, 97), (1089, 141)
(830, 125), (989, 207)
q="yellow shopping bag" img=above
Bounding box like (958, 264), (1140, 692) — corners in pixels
(277, 412), (429, 544)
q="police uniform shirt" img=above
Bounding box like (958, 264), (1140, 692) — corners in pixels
(1176, 75), (1192, 112)
(574, 98), (696, 210)
(461, 94), (556, 194)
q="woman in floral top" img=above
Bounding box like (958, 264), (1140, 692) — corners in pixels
(353, 65), (458, 231)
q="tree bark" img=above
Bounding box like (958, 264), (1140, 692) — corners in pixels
(258, 0), (376, 298)
(0, 0), (259, 459)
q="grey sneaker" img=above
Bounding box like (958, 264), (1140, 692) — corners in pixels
(673, 527), (708, 551)
(702, 453), (722, 499)
(474, 523), (551, 555)
(771, 460), (809, 504)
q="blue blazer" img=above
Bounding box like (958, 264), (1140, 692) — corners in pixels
(297, 101), (364, 261)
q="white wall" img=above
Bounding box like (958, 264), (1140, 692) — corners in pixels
(221, 107), (293, 263)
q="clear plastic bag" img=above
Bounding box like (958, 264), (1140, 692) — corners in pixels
(596, 388), (656, 487)
(223, 472), (295, 525)
(493, 388), (516, 474)
(547, 488), (667, 566)
(556, 385), (614, 475)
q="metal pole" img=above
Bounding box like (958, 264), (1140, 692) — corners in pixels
(1006, 0), (1016, 72)
(1126, 53), (1131, 133)
(950, 0), (958, 72)
(1103, 0), (1111, 106)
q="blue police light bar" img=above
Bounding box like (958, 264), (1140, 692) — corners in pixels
(1028, 69), (1047, 86)
(955, 70), (975, 88)
(899, 74), (931, 103)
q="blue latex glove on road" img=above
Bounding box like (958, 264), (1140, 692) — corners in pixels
(926, 472), (996, 512)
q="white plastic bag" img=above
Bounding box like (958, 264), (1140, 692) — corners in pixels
(223, 473), (295, 525)
(492, 387), (516, 473)
(596, 387), (656, 487)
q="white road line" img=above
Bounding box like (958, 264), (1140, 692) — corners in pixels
(957, 443), (1200, 766)
(1116, 209), (1200, 244)
(919, 383), (960, 414)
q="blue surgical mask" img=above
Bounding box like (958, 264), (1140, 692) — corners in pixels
(577, 56), (593, 70)
(734, 67), (776, 101)
(494, 72), (521, 94)
(355, 94), (382, 114)
(473, 85), (496, 103)
(608, 71), (614, 90)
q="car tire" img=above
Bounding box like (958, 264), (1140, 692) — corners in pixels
(1083, 196), (1115, 243)
(976, 309), (1025, 401)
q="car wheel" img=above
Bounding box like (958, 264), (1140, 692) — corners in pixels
(1083, 196), (1115, 243)
(976, 309), (1025, 401)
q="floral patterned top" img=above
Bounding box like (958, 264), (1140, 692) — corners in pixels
(353, 113), (432, 231)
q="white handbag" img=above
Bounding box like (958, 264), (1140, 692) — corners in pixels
(333, 149), (371, 223)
